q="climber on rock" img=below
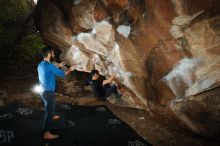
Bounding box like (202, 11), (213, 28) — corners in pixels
(89, 70), (122, 99)
(37, 47), (76, 140)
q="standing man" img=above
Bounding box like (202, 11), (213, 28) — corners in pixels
(38, 47), (75, 140)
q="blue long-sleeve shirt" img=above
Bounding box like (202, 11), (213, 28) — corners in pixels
(37, 61), (65, 91)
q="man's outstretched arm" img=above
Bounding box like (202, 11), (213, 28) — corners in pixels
(103, 73), (116, 86)
(50, 64), (75, 78)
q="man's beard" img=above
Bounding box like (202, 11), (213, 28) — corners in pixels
(50, 56), (55, 62)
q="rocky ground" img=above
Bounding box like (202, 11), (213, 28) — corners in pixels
(0, 78), (219, 146)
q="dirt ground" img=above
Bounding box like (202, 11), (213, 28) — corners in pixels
(0, 78), (219, 146)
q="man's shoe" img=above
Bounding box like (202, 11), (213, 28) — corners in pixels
(43, 132), (59, 140)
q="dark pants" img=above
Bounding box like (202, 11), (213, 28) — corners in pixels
(104, 84), (119, 98)
(40, 91), (56, 132)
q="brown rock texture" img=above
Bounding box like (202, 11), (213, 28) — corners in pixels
(35, 0), (220, 140)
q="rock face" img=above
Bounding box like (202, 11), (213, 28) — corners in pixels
(35, 0), (220, 140)
(170, 88), (220, 141)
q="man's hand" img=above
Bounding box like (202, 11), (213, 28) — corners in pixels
(57, 62), (65, 68)
(65, 65), (76, 76)
(112, 72), (117, 77)
(103, 72), (117, 86)
(69, 65), (76, 71)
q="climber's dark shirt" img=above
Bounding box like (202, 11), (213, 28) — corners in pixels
(91, 79), (105, 98)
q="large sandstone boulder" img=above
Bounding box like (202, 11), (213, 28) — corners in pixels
(35, 0), (220, 139)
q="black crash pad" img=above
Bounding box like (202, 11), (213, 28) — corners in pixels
(0, 103), (152, 146)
